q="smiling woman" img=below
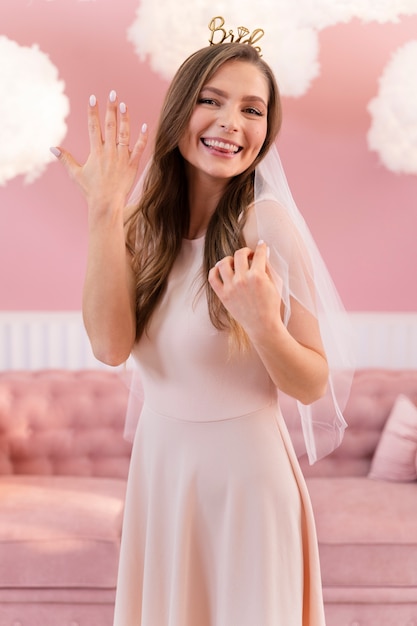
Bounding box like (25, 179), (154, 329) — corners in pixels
(50, 34), (352, 626)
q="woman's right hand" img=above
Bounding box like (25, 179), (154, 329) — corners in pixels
(51, 90), (148, 215)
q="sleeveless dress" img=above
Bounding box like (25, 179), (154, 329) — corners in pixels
(113, 229), (326, 626)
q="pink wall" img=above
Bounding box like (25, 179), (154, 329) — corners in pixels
(1, 1), (416, 312)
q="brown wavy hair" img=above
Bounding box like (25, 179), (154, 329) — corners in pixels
(126, 43), (282, 343)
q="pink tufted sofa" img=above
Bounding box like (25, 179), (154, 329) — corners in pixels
(0, 369), (132, 626)
(298, 369), (417, 626)
(0, 368), (416, 626)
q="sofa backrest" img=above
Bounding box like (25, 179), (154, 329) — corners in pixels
(299, 369), (417, 477)
(0, 370), (132, 478)
(2, 368), (416, 480)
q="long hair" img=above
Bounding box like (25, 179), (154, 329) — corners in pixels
(126, 43), (282, 343)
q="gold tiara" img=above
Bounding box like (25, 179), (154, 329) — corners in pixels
(208, 16), (264, 55)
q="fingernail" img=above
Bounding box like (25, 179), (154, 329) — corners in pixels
(119, 102), (126, 114)
(258, 239), (265, 245)
(266, 246), (270, 259)
(109, 89), (117, 103)
(49, 147), (61, 158)
(89, 94), (96, 107)
(141, 123), (148, 134)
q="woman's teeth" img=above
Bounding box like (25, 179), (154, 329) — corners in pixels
(202, 139), (240, 153)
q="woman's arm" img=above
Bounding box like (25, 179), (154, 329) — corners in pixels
(81, 210), (137, 366)
(51, 91), (147, 365)
(208, 241), (329, 404)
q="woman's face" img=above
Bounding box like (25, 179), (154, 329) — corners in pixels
(178, 60), (269, 186)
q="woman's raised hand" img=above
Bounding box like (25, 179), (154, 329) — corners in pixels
(50, 90), (148, 214)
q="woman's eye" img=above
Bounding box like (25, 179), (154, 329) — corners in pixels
(245, 107), (264, 116)
(198, 98), (218, 106)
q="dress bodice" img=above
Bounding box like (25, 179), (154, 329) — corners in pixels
(131, 236), (276, 421)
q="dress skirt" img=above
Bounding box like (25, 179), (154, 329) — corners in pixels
(113, 402), (326, 626)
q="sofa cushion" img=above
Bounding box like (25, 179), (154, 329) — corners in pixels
(368, 394), (417, 482)
(0, 475), (126, 589)
(307, 476), (417, 588)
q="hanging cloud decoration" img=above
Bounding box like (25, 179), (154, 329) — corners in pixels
(367, 40), (417, 175)
(127, 0), (417, 97)
(0, 36), (69, 186)
(297, 0), (417, 28)
(127, 3), (320, 97)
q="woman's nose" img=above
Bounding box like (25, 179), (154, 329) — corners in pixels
(219, 109), (239, 132)
(220, 121), (238, 132)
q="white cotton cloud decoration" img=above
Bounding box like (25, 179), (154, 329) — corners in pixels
(127, 0), (417, 97)
(297, 0), (417, 27)
(367, 40), (417, 175)
(0, 36), (69, 186)
(127, 3), (321, 96)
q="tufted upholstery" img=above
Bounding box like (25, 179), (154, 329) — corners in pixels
(300, 369), (417, 626)
(0, 369), (131, 626)
(1, 368), (417, 625)
(0, 369), (131, 477)
(283, 368), (417, 477)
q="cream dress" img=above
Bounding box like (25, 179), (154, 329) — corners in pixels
(113, 224), (326, 626)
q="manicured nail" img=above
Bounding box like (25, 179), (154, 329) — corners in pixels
(109, 89), (117, 103)
(141, 123), (148, 134)
(89, 94), (96, 107)
(49, 147), (61, 158)
(257, 239), (270, 257)
(119, 102), (126, 114)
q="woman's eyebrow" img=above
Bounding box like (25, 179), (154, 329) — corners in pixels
(201, 86), (267, 108)
(242, 95), (268, 108)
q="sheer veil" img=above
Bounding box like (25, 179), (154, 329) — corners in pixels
(122, 143), (355, 464)
(255, 143), (355, 463)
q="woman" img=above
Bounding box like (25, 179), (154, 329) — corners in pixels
(52, 40), (350, 626)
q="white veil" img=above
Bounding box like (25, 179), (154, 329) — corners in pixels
(122, 143), (355, 464)
(255, 143), (355, 463)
